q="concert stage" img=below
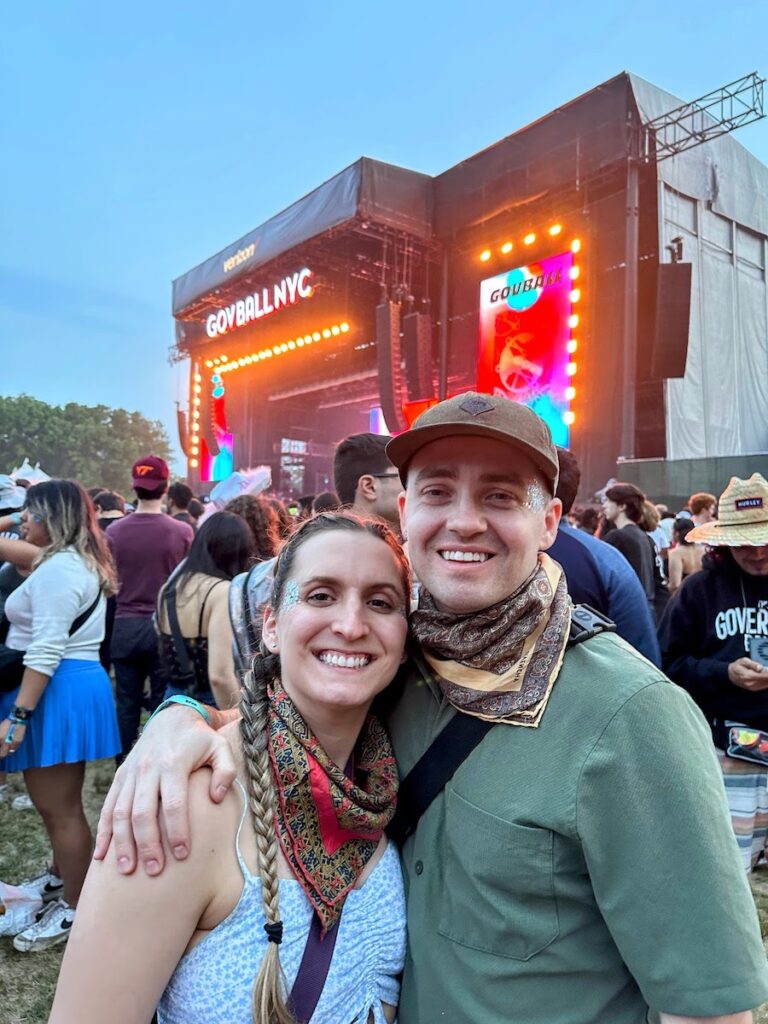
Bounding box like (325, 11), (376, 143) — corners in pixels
(172, 72), (768, 500)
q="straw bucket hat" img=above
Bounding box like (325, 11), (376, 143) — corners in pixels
(687, 474), (768, 547)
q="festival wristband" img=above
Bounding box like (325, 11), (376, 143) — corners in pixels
(10, 512), (22, 526)
(4, 721), (17, 744)
(145, 695), (211, 729)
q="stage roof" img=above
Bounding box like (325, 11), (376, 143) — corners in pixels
(172, 158), (432, 316)
(173, 73), (768, 317)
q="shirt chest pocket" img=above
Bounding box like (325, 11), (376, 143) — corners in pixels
(438, 788), (559, 961)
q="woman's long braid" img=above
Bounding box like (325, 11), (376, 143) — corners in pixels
(237, 512), (410, 1023)
(240, 651), (295, 1024)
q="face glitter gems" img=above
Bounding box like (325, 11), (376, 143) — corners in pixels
(281, 579), (300, 612)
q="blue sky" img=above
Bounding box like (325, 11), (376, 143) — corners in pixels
(2, 1), (766, 468)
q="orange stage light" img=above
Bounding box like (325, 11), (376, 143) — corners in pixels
(570, 289), (581, 303)
(571, 239), (581, 253)
(501, 242), (513, 254)
(523, 233), (536, 246)
(566, 362), (577, 377)
(567, 339), (578, 354)
(480, 249), (492, 262)
(568, 314), (579, 329)
(566, 386), (576, 401)
(563, 411), (575, 425)
(211, 321), (353, 378)
(189, 459), (199, 468)
(569, 265), (580, 280)
(548, 224), (562, 237)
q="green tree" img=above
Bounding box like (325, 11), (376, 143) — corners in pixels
(0, 395), (174, 494)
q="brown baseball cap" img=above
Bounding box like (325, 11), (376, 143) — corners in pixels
(386, 392), (559, 489)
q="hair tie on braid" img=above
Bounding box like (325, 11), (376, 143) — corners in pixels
(263, 921), (283, 945)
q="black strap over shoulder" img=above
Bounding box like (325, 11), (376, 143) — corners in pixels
(388, 604), (616, 847)
(68, 591), (102, 636)
(163, 578), (194, 679)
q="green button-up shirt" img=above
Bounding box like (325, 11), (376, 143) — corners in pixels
(387, 632), (768, 1023)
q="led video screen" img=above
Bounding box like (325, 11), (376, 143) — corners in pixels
(478, 250), (574, 445)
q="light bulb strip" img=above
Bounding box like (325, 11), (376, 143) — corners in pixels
(478, 223), (567, 262)
(203, 321), (350, 373)
(563, 241), (582, 427)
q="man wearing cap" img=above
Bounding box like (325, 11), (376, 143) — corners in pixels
(106, 456), (193, 760)
(661, 473), (768, 874)
(95, 402), (767, 1024)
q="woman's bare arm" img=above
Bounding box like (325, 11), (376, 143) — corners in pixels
(0, 535), (39, 571)
(51, 770), (236, 1023)
(667, 548), (683, 594)
(206, 583), (240, 709)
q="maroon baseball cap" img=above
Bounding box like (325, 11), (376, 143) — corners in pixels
(131, 455), (170, 492)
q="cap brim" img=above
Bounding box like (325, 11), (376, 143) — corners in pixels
(687, 519), (768, 546)
(386, 422), (558, 488)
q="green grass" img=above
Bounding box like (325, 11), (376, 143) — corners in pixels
(2, 766), (768, 1023)
(0, 761), (114, 1024)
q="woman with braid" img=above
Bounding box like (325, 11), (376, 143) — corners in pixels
(51, 513), (409, 1024)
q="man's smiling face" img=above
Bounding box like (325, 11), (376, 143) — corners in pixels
(399, 435), (561, 614)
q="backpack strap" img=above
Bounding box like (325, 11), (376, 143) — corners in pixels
(388, 605), (617, 847)
(567, 603), (616, 647)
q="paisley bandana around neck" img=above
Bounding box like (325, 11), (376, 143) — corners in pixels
(410, 553), (571, 727)
(266, 684), (398, 934)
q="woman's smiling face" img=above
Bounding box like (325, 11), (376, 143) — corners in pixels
(262, 530), (408, 721)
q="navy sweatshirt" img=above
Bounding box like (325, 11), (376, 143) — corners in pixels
(659, 557), (768, 732)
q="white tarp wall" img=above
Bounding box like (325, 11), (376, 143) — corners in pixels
(661, 189), (768, 458)
(630, 74), (768, 460)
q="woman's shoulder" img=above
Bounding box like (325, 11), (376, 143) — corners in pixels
(32, 549), (94, 585)
(182, 767), (244, 861)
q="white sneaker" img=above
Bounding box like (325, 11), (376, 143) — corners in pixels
(17, 868), (64, 903)
(13, 898), (75, 952)
(12, 794), (34, 810)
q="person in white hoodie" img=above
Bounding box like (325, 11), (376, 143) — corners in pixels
(0, 480), (120, 952)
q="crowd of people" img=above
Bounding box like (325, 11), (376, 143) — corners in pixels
(1, 394), (767, 1023)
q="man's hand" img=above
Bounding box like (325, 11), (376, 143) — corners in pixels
(728, 657), (768, 691)
(93, 707), (238, 876)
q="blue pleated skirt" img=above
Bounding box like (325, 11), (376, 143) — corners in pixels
(0, 658), (121, 770)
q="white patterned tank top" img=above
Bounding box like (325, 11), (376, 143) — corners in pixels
(157, 780), (406, 1024)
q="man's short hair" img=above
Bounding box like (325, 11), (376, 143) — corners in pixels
(135, 483), (168, 501)
(94, 491), (124, 513)
(333, 433), (393, 506)
(689, 492), (716, 515)
(168, 481), (193, 510)
(555, 448), (580, 516)
(605, 482), (646, 524)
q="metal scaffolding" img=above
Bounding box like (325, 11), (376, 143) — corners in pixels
(642, 71), (765, 162)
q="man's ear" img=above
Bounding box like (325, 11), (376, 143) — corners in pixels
(357, 474), (378, 503)
(538, 497), (562, 552)
(397, 490), (408, 541)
